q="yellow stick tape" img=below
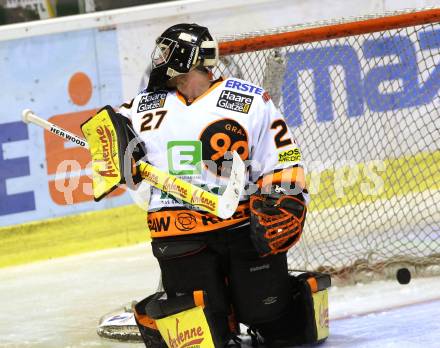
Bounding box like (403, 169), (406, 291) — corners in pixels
(139, 162), (219, 216)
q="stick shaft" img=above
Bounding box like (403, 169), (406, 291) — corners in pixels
(23, 110), (88, 148)
(22, 109), (243, 218)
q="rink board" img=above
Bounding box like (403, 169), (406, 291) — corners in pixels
(0, 203), (148, 267)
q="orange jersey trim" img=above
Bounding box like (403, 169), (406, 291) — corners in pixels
(148, 201), (250, 238)
(176, 78), (224, 106)
(258, 166), (306, 191)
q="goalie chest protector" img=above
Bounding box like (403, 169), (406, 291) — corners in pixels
(119, 77), (304, 237)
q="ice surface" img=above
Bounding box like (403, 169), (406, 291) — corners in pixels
(327, 300), (440, 348)
(1, 244), (440, 347)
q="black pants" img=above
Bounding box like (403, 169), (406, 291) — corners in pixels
(151, 225), (295, 344)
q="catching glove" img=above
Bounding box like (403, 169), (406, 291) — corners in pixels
(250, 187), (306, 257)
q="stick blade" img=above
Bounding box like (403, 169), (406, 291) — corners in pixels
(217, 151), (246, 219)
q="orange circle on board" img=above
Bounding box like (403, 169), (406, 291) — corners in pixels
(68, 72), (93, 106)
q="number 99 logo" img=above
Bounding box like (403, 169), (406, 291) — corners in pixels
(199, 119), (249, 176)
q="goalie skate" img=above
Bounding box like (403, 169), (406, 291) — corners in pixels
(97, 302), (141, 342)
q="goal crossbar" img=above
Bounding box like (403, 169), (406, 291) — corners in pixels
(219, 8), (440, 55)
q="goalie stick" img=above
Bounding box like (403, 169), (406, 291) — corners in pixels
(21, 109), (246, 219)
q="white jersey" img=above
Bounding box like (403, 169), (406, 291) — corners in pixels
(119, 77), (304, 237)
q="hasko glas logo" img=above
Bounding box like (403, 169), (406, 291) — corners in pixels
(167, 140), (202, 175)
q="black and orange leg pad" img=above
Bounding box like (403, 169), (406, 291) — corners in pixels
(152, 237), (232, 344)
(133, 293), (167, 348)
(253, 272), (331, 347)
(138, 290), (223, 347)
(293, 272), (331, 344)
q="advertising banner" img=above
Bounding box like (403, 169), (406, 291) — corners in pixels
(0, 27), (133, 226)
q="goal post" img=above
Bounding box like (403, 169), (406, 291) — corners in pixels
(215, 8), (440, 284)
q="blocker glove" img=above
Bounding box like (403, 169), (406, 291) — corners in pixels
(250, 187), (307, 257)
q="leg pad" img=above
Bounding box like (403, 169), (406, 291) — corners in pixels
(135, 290), (224, 347)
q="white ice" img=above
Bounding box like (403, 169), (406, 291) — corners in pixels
(1, 243), (440, 348)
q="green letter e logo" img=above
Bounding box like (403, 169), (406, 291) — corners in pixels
(167, 140), (202, 175)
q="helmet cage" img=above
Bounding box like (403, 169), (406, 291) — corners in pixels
(151, 37), (178, 69)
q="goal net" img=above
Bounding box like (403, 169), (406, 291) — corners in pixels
(215, 8), (440, 284)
